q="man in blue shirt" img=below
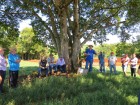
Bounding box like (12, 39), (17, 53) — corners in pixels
(98, 52), (105, 73)
(8, 47), (21, 88)
(84, 45), (96, 72)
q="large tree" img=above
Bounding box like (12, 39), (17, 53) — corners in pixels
(1, 0), (140, 71)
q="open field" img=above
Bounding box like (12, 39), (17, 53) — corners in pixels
(0, 60), (140, 105)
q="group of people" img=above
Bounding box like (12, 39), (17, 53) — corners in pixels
(0, 45), (140, 94)
(0, 46), (67, 94)
(38, 54), (66, 77)
(84, 44), (139, 77)
(0, 47), (20, 93)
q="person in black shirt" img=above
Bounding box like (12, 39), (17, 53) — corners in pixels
(38, 56), (48, 77)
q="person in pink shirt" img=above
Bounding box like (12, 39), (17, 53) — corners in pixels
(56, 56), (66, 73)
(0, 47), (7, 93)
(121, 54), (129, 76)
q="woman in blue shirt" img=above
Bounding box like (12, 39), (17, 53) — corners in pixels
(8, 47), (21, 88)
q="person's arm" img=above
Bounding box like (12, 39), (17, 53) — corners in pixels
(47, 58), (50, 64)
(115, 57), (117, 65)
(39, 61), (44, 69)
(98, 55), (100, 60)
(16, 55), (21, 63)
(0, 58), (6, 67)
(56, 59), (59, 65)
(108, 57), (110, 66)
(84, 49), (89, 56)
(8, 54), (16, 63)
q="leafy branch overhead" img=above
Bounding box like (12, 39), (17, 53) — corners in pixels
(1, 0), (140, 70)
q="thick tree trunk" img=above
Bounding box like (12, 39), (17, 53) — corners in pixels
(59, 7), (69, 65)
(71, 38), (81, 72)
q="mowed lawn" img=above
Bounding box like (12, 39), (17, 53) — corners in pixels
(0, 60), (140, 105)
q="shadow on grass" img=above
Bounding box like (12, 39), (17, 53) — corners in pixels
(0, 67), (139, 105)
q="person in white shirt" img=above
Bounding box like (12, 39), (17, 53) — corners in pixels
(108, 52), (117, 74)
(56, 56), (66, 73)
(130, 53), (138, 77)
(47, 53), (57, 74)
(0, 47), (7, 93)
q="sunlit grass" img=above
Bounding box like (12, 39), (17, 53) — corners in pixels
(0, 61), (140, 105)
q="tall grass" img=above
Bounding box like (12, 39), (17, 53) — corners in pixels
(0, 61), (140, 105)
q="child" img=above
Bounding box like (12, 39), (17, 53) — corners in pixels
(38, 56), (48, 77)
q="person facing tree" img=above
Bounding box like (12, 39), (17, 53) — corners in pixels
(98, 52), (105, 73)
(108, 52), (117, 74)
(8, 47), (21, 88)
(0, 47), (7, 93)
(84, 45), (96, 72)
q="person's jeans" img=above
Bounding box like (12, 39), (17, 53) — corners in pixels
(9, 70), (19, 88)
(99, 63), (105, 72)
(38, 68), (48, 76)
(57, 65), (66, 73)
(109, 64), (116, 74)
(49, 64), (57, 73)
(131, 68), (136, 77)
(0, 70), (6, 92)
(85, 59), (93, 72)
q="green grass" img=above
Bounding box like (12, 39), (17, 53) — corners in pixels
(0, 61), (140, 105)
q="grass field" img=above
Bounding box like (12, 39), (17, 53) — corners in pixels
(0, 60), (140, 105)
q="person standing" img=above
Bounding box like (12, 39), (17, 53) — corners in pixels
(84, 45), (96, 72)
(108, 52), (117, 74)
(121, 54), (129, 76)
(8, 47), (21, 88)
(0, 47), (7, 93)
(130, 53), (138, 77)
(98, 52), (105, 73)
(47, 53), (57, 74)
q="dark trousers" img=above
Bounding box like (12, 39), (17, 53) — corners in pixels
(131, 68), (136, 77)
(57, 65), (66, 73)
(0, 70), (6, 92)
(9, 70), (19, 88)
(38, 68), (48, 76)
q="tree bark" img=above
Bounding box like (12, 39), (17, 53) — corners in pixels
(59, 6), (69, 65)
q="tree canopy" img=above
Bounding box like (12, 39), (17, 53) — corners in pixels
(0, 0), (140, 70)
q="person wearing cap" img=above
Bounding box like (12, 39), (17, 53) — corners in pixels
(98, 52), (105, 73)
(8, 47), (21, 88)
(130, 53), (138, 77)
(56, 56), (66, 73)
(47, 53), (57, 75)
(0, 47), (7, 93)
(121, 54), (129, 76)
(108, 52), (117, 74)
(84, 45), (96, 72)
